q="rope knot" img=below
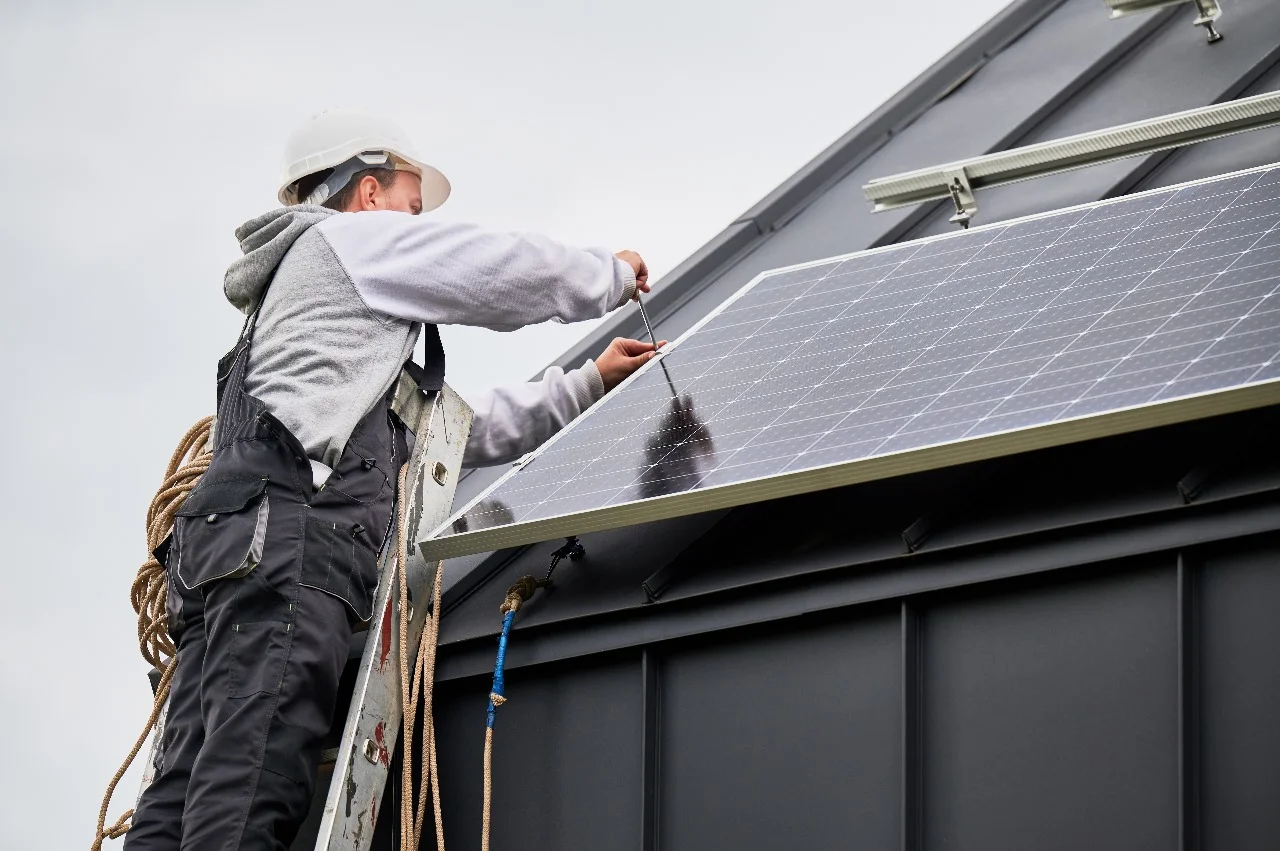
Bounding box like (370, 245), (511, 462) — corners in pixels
(489, 692), (506, 707)
(500, 575), (538, 615)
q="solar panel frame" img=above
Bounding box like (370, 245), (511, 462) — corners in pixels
(421, 162), (1280, 561)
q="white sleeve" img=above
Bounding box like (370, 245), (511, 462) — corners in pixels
(462, 360), (606, 467)
(314, 211), (637, 331)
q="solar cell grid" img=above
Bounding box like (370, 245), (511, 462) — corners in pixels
(427, 164), (1280, 556)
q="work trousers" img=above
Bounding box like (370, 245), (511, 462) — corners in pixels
(125, 562), (353, 850)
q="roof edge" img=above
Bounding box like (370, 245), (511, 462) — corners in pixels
(730, 0), (1067, 234)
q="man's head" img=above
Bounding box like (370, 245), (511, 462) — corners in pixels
(292, 166), (424, 215)
(277, 108), (449, 213)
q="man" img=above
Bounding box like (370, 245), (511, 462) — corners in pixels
(127, 108), (661, 850)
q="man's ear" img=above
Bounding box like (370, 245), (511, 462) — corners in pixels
(355, 174), (383, 211)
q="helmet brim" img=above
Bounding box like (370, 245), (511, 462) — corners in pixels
(402, 156), (451, 213)
(277, 151), (451, 211)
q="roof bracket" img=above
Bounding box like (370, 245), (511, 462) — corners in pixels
(1177, 465), (1216, 503)
(1192, 0), (1225, 42)
(901, 513), (937, 552)
(641, 560), (679, 603)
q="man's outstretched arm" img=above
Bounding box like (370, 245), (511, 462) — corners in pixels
(463, 338), (663, 467)
(313, 211), (648, 330)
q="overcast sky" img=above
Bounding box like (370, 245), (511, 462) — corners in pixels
(0, 1), (1009, 847)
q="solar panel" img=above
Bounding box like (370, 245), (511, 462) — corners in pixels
(422, 163), (1280, 560)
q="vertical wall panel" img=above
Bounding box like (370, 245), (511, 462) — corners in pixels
(659, 613), (900, 851)
(1198, 534), (1280, 850)
(432, 659), (642, 851)
(923, 565), (1178, 851)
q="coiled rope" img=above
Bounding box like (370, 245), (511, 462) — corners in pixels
(92, 416), (214, 850)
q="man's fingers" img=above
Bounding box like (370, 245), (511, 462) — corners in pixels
(613, 337), (658, 356)
(616, 250), (650, 297)
(596, 337), (671, 392)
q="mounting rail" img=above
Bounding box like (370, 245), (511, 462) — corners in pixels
(861, 90), (1280, 227)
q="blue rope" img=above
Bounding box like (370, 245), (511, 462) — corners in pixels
(486, 609), (517, 729)
(484, 541), (584, 731)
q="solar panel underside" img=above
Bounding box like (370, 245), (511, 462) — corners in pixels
(422, 164), (1280, 560)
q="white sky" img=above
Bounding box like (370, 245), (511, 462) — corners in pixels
(0, 1), (1009, 846)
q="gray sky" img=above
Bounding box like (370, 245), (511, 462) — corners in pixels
(0, 1), (1007, 846)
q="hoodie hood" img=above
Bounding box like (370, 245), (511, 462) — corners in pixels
(224, 205), (336, 313)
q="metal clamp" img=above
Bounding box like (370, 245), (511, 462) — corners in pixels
(943, 167), (977, 229)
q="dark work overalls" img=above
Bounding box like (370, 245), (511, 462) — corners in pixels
(127, 285), (444, 850)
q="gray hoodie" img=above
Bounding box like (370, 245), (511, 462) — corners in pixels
(223, 206), (636, 483)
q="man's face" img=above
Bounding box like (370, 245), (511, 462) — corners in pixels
(376, 171), (424, 215)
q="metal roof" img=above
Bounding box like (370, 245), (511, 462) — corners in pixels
(437, 0), (1280, 639)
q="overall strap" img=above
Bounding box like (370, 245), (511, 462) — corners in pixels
(403, 323), (446, 394)
(212, 296), (271, 448)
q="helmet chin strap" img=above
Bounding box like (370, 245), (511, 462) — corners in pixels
(302, 151), (395, 206)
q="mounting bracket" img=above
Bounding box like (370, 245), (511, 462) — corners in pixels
(1104, 0), (1223, 43)
(944, 168), (977, 229)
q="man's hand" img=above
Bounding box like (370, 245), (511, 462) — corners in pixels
(596, 337), (667, 392)
(615, 250), (650, 299)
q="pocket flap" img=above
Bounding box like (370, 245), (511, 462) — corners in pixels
(176, 476), (268, 517)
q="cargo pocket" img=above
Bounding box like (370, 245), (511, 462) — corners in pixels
(226, 570), (293, 699)
(228, 619), (291, 698)
(300, 513), (380, 621)
(173, 476), (270, 590)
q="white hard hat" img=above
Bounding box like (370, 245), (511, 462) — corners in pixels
(277, 108), (451, 210)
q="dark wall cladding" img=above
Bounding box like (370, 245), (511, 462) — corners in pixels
(1197, 535), (1280, 849)
(658, 613), (900, 851)
(921, 563), (1178, 851)
(421, 531), (1280, 850)
(430, 660), (642, 851)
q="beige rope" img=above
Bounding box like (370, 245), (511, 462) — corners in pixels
(92, 417), (214, 850)
(397, 463), (447, 851)
(481, 726), (495, 851)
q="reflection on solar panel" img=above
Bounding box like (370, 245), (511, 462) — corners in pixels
(423, 164), (1280, 560)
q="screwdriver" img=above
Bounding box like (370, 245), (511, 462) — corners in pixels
(636, 294), (660, 352)
(635, 294), (678, 397)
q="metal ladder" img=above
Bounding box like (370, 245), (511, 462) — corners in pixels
(313, 376), (472, 849)
(135, 372), (472, 851)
